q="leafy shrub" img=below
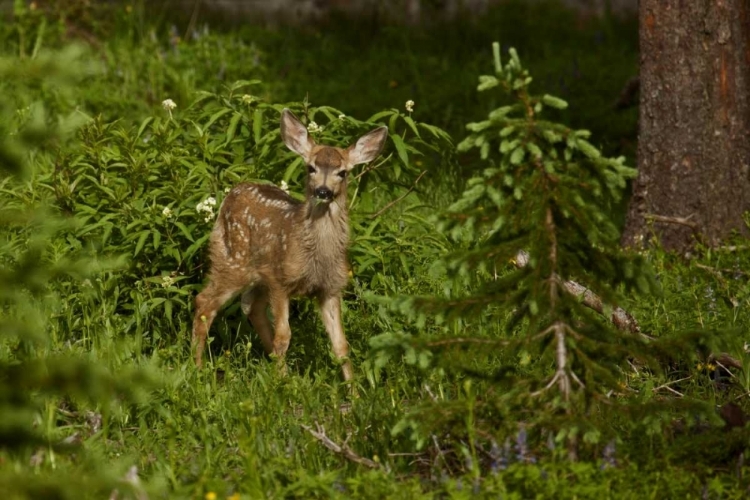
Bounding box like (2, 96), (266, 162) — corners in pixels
(31, 83), (452, 361)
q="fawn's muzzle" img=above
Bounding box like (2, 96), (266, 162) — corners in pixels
(314, 187), (334, 201)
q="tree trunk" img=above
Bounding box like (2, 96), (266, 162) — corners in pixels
(622, 0), (750, 251)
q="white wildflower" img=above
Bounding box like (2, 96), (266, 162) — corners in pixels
(241, 94), (255, 104)
(161, 275), (176, 288)
(405, 99), (415, 113)
(162, 98), (176, 119)
(280, 180), (289, 194)
(196, 197), (216, 222)
(338, 114), (346, 120)
(162, 206), (174, 219)
(224, 186), (231, 193)
(81, 279), (93, 288)
(307, 121), (322, 134)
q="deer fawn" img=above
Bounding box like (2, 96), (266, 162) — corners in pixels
(191, 109), (388, 381)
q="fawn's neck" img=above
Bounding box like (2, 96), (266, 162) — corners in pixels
(300, 191), (350, 257)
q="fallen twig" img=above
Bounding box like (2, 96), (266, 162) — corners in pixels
(653, 376), (691, 397)
(426, 337), (509, 348)
(302, 422), (380, 469)
(694, 262), (749, 278)
(709, 352), (743, 371)
(644, 213), (703, 243)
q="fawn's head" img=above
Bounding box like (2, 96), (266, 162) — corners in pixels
(280, 109), (388, 203)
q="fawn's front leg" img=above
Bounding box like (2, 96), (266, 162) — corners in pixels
(318, 293), (354, 382)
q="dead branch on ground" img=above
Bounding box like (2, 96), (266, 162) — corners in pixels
(302, 422), (381, 469)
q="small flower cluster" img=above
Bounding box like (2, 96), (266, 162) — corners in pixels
(307, 121), (323, 134)
(405, 99), (415, 113)
(162, 206), (174, 219)
(161, 275), (176, 288)
(196, 197), (217, 222)
(162, 98), (176, 118)
(241, 94), (256, 105)
(280, 180), (289, 194)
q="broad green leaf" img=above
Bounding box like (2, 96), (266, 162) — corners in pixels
(134, 230), (149, 256)
(204, 108), (232, 130)
(391, 135), (409, 169)
(253, 108), (263, 144)
(403, 116), (420, 137)
(174, 221), (196, 242)
(225, 111), (243, 144)
(367, 110), (396, 123)
(136, 117), (154, 139)
(282, 157), (304, 183)
(229, 79), (261, 92)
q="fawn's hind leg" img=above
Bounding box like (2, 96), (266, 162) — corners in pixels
(192, 279), (245, 367)
(241, 287), (274, 354)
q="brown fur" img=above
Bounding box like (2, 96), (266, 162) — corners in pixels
(192, 109), (388, 382)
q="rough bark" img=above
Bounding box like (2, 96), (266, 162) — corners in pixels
(623, 0), (750, 251)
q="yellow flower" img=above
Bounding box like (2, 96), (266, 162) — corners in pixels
(228, 494), (241, 500)
(205, 493), (217, 500)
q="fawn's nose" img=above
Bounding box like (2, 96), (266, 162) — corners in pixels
(314, 187), (334, 201)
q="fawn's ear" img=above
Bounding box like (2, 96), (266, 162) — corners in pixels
(280, 109), (314, 159)
(347, 126), (388, 168)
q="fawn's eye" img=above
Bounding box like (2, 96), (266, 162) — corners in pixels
(307, 165), (317, 174)
(336, 170), (347, 179)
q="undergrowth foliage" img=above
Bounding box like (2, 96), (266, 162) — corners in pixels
(381, 44), (730, 452)
(40, 81), (452, 357)
(0, 45), (151, 499)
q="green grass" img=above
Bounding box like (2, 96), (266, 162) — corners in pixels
(2, 1), (750, 498)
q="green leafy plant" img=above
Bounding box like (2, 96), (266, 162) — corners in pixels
(0, 45), (153, 500)
(36, 82), (452, 360)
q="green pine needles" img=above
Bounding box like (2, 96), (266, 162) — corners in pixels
(446, 42), (651, 402)
(382, 43), (705, 444)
